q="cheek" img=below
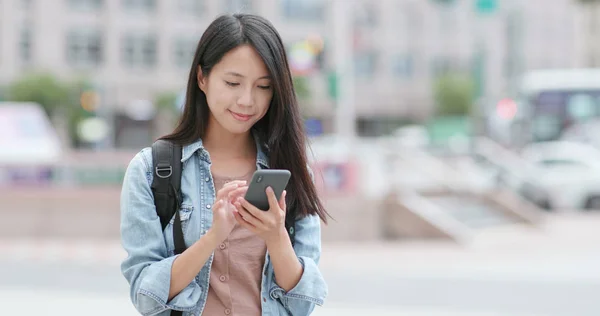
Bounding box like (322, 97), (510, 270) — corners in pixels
(256, 93), (273, 116)
(206, 86), (234, 112)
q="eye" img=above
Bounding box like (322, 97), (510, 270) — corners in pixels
(258, 85), (271, 90)
(225, 81), (240, 87)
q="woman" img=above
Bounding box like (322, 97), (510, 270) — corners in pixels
(120, 14), (329, 316)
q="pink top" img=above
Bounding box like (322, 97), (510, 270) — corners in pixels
(202, 171), (267, 316)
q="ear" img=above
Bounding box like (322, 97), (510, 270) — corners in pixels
(197, 65), (207, 92)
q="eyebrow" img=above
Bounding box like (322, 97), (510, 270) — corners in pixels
(225, 71), (271, 80)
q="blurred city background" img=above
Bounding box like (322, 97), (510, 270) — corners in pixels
(1, 0), (600, 315)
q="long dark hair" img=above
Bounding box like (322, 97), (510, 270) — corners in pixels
(161, 14), (329, 223)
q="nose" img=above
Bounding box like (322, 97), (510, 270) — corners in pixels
(237, 87), (254, 107)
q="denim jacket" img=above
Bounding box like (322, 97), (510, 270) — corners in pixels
(120, 135), (328, 316)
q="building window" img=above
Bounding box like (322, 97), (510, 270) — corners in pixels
(354, 2), (378, 27)
(19, 27), (33, 63)
(281, 0), (324, 21)
(67, 29), (103, 67)
(122, 33), (157, 68)
(431, 57), (453, 76)
(354, 51), (378, 77)
(393, 54), (414, 79)
(174, 38), (197, 68)
(178, 0), (204, 16)
(21, 0), (33, 10)
(123, 0), (156, 13)
(68, 0), (103, 11)
(225, 0), (253, 13)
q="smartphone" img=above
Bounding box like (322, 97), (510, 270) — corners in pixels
(244, 169), (291, 211)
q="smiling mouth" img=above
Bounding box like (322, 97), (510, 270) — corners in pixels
(229, 110), (253, 122)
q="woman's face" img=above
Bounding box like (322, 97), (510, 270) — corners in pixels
(198, 44), (274, 135)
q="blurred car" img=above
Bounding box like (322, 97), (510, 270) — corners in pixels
(560, 118), (600, 148)
(452, 137), (534, 193)
(0, 102), (62, 185)
(391, 125), (429, 148)
(518, 141), (600, 210)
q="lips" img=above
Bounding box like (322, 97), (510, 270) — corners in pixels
(229, 110), (253, 122)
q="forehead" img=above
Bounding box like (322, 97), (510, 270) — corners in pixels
(214, 45), (270, 78)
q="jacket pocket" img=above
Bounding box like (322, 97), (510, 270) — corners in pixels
(168, 204), (193, 233)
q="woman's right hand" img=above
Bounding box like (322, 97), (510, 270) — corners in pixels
(209, 180), (248, 243)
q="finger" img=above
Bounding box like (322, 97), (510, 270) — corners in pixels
(233, 205), (258, 231)
(211, 199), (224, 212)
(265, 187), (280, 212)
(224, 180), (247, 187)
(227, 186), (248, 201)
(278, 190), (287, 212)
(238, 197), (268, 220)
(216, 181), (246, 200)
(234, 202), (262, 227)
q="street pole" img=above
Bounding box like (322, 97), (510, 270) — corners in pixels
(332, 0), (356, 144)
(589, 1), (600, 67)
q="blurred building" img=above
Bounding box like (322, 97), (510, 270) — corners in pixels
(0, 0), (591, 146)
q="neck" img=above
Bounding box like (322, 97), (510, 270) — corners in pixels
(203, 118), (255, 159)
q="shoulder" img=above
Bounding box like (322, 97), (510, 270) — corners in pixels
(128, 147), (153, 171)
(123, 147), (153, 186)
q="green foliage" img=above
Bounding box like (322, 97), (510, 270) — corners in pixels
(433, 73), (475, 116)
(7, 73), (70, 116)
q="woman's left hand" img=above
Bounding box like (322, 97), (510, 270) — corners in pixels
(233, 187), (288, 244)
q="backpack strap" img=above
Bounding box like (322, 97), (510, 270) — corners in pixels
(151, 140), (185, 316)
(151, 140), (181, 230)
(151, 140), (185, 254)
(285, 215), (296, 247)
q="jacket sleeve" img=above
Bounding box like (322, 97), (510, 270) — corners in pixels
(120, 149), (202, 316)
(269, 213), (328, 315)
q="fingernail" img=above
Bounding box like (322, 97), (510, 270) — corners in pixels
(266, 186), (273, 193)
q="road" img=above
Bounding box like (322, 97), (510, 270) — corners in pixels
(0, 213), (599, 315)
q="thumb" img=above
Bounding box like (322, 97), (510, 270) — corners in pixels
(279, 190), (287, 212)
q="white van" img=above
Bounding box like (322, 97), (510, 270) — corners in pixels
(0, 102), (62, 184)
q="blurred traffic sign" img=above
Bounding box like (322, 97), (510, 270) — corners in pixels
(475, 0), (497, 14)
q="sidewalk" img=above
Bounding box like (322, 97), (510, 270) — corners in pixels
(1, 213), (599, 268)
(320, 213), (600, 281)
(0, 288), (540, 316)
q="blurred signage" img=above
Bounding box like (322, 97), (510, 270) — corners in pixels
(289, 35), (324, 75)
(475, 0), (497, 14)
(304, 118), (323, 137)
(311, 160), (358, 195)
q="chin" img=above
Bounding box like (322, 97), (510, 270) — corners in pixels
(224, 122), (254, 135)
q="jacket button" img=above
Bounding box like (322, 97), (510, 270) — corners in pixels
(224, 308), (231, 315)
(219, 275), (227, 282)
(205, 177), (210, 182)
(206, 204), (211, 209)
(219, 243), (226, 250)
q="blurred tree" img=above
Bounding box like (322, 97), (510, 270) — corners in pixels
(66, 79), (98, 147)
(7, 73), (69, 116)
(154, 91), (180, 134)
(431, 0), (456, 5)
(292, 75), (313, 117)
(433, 73), (475, 116)
(293, 75), (311, 101)
(154, 91), (179, 115)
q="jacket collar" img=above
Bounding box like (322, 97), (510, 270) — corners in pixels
(181, 129), (269, 169)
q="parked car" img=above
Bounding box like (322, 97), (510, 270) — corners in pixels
(519, 141), (600, 210)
